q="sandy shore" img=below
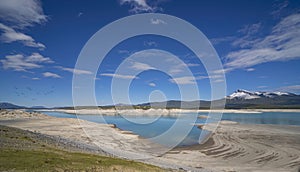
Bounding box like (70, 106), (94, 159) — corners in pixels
(1, 109), (300, 172)
(0, 109), (198, 171)
(38, 108), (300, 116)
(162, 122), (300, 172)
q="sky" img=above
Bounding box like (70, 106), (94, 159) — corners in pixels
(0, 0), (300, 107)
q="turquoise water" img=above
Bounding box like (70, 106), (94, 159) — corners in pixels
(42, 111), (300, 146)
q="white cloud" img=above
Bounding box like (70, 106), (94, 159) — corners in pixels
(258, 85), (268, 89)
(43, 72), (61, 78)
(271, 0), (289, 18)
(169, 74), (223, 85)
(245, 68), (255, 72)
(26, 53), (53, 63)
(0, 0), (47, 28)
(120, 0), (153, 13)
(225, 13), (300, 70)
(0, 23), (45, 49)
(57, 66), (92, 75)
(31, 77), (40, 80)
(149, 82), (156, 87)
(0, 53), (54, 71)
(231, 23), (262, 48)
(119, 0), (166, 13)
(100, 73), (138, 79)
(277, 85), (300, 93)
(78, 12), (83, 17)
(118, 50), (131, 54)
(210, 36), (236, 45)
(150, 18), (166, 25)
(0, 0), (47, 50)
(186, 63), (200, 67)
(212, 79), (224, 83)
(168, 68), (183, 75)
(238, 23), (261, 35)
(210, 23), (261, 47)
(144, 40), (158, 47)
(213, 68), (232, 75)
(130, 61), (156, 70)
(169, 76), (197, 85)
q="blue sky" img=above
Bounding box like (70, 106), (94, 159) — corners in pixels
(0, 0), (300, 107)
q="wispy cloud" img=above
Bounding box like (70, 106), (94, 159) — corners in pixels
(169, 75), (209, 85)
(231, 23), (262, 48)
(0, 23), (45, 49)
(258, 85), (268, 89)
(25, 53), (53, 63)
(271, 0), (289, 18)
(43, 72), (61, 78)
(186, 63), (200, 67)
(144, 40), (158, 47)
(150, 18), (167, 25)
(78, 12), (83, 17)
(100, 73), (138, 79)
(224, 13), (300, 71)
(120, 0), (154, 13)
(169, 76), (196, 85)
(118, 50), (131, 54)
(0, 0), (47, 28)
(125, 50), (201, 76)
(276, 85), (300, 93)
(0, 0), (47, 50)
(149, 82), (156, 87)
(238, 23), (262, 35)
(209, 36), (236, 45)
(212, 79), (224, 83)
(119, 0), (167, 14)
(130, 61), (156, 70)
(1, 53), (54, 71)
(57, 66), (92, 75)
(245, 68), (255, 72)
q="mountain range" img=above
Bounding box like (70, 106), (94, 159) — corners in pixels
(1, 90), (300, 109)
(0, 103), (46, 109)
(0, 102), (26, 109)
(225, 89), (300, 109)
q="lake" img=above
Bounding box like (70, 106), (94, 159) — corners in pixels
(42, 111), (300, 146)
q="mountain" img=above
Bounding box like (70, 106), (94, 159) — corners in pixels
(0, 102), (26, 109)
(135, 90), (300, 109)
(137, 100), (211, 109)
(30, 106), (47, 109)
(1, 89), (300, 110)
(227, 89), (296, 100)
(225, 89), (300, 109)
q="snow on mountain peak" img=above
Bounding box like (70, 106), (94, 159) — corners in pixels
(227, 89), (293, 99)
(273, 91), (290, 96)
(228, 90), (260, 99)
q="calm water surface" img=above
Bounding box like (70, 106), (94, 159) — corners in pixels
(42, 111), (300, 146)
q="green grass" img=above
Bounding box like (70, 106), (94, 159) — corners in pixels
(0, 125), (168, 172)
(0, 149), (165, 172)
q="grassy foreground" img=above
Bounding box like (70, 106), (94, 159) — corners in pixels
(0, 125), (167, 172)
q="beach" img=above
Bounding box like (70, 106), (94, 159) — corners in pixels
(39, 108), (300, 117)
(1, 109), (300, 172)
(165, 122), (300, 172)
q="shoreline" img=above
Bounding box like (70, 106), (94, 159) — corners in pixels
(34, 108), (300, 116)
(0, 125), (170, 172)
(163, 123), (300, 172)
(1, 109), (300, 171)
(0, 109), (198, 171)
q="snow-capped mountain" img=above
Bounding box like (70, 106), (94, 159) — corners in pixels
(227, 89), (295, 100)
